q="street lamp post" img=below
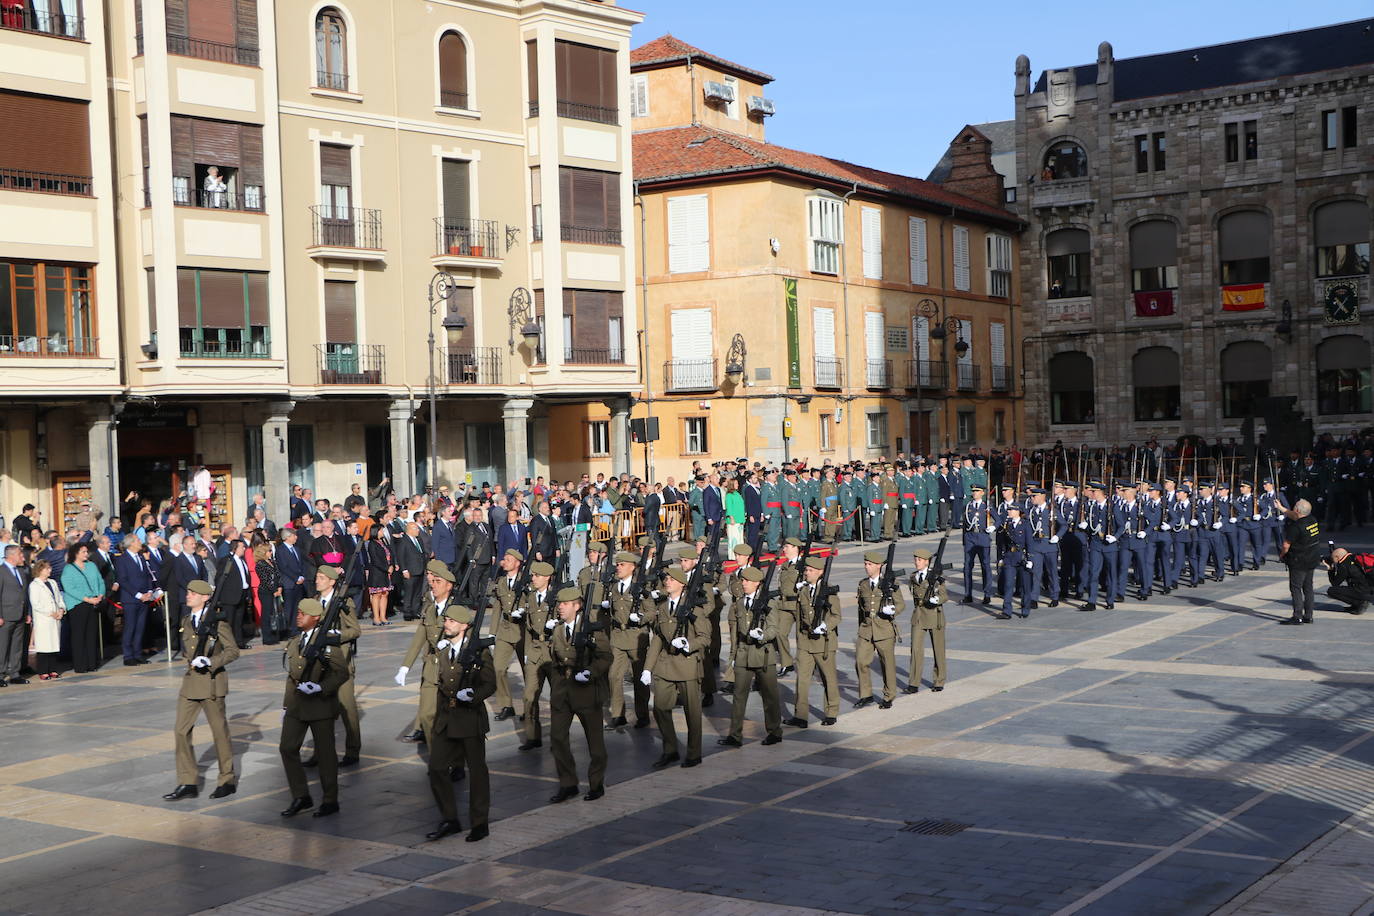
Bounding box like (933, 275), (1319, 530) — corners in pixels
(507, 287), (540, 355)
(724, 332), (747, 387)
(915, 298), (966, 452)
(427, 272), (461, 494)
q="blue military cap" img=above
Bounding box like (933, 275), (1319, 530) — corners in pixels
(1199, 480), (1215, 488)
(1239, 480), (1254, 488)
(1028, 486), (1046, 495)
(1146, 481), (1162, 492)
(1180, 485), (1193, 495)
(1086, 480), (1106, 491)
(1261, 477), (1274, 485)
(970, 483), (985, 492)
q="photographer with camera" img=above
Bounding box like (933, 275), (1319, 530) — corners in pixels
(1324, 547), (1372, 616)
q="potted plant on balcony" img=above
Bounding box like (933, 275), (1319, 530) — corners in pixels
(469, 245), (484, 257)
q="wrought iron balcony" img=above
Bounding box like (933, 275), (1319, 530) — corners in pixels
(664, 358), (717, 392)
(316, 344), (384, 384)
(0, 335), (97, 357)
(556, 100), (618, 125)
(173, 184), (264, 212)
(956, 363), (981, 391)
(434, 217), (502, 259)
(990, 364), (1011, 392)
(310, 206), (383, 252)
(444, 347), (501, 385)
(906, 359), (948, 390)
(316, 70), (350, 91)
(179, 330), (270, 359)
(564, 347), (626, 365)
(3, 7), (83, 39)
(865, 358), (892, 389)
(439, 89), (469, 110)
(560, 225), (622, 245)
(814, 356), (843, 389)
(166, 34), (259, 65)
(0, 168), (92, 198)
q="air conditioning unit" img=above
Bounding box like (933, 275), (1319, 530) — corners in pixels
(747, 96), (776, 116)
(703, 80), (735, 103)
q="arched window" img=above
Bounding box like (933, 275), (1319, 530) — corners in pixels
(1314, 200), (1370, 279)
(1221, 341), (1271, 418)
(1132, 347), (1180, 421)
(438, 31), (469, 109)
(1317, 335), (1372, 415)
(315, 8), (348, 90)
(1049, 351), (1094, 425)
(1042, 142), (1087, 180)
(1130, 220), (1178, 292)
(1218, 211), (1270, 285)
(1046, 228), (1090, 298)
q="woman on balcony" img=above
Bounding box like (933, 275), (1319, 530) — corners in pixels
(364, 526), (395, 626)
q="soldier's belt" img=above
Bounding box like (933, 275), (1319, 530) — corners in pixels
(886, 492), (898, 498)
(766, 501), (783, 508)
(902, 493), (915, 499)
(786, 501), (801, 507)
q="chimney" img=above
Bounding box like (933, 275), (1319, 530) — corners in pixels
(940, 125), (1004, 209)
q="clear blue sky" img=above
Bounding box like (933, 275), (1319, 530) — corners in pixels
(626, 1), (1372, 178)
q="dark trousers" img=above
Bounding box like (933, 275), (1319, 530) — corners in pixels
(222, 597), (247, 644)
(121, 602), (148, 660)
(963, 543), (991, 599)
(1328, 583), (1371, 611)
(1287, 565), (1315, 622)
(280, 714), (338, 804)
(427, 723), (489, 827)
(550, 697), (608, 791)
(0, 617), (27, 678)
(280, 585), (302, 637)
(68, 603), (102, 672)
(402, 575), (423, 619)
(36, 651), (59, 675)
(258, 587), (280, 644)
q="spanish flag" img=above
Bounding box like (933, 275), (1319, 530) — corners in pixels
(1221, 284), (1266, 311)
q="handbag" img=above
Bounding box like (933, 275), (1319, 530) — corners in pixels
(268, 595), (286, 634)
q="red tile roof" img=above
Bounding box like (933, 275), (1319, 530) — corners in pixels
(630, 35), (774, 84)
(633, 125), (1018, 225)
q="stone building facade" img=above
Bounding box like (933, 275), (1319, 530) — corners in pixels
(1015, 19), (1374, 448)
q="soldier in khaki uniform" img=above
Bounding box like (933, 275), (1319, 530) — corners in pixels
(717, 565), (783, 747)
(163, 579), (240, 801)
(305, 565), (362, 768)
(774, 538), (804, 675)
(545, 586), (613, 802)
(784, 556), (841, 727)
(717, 542), (754, 696)
(577, 541), (611, 607)
(489, 548), (527, 721)
(279, 598), (350, 819)
(396, 560), (457, 744)
(641, 566), (711, 768)
(425, 603), (496, 843)
(605, 550), (651, 729)
(880, 466), (901, 541)
(517, 562), (558, 750)
(854, 550), (903, 709)
(906, 548), (948, 693)
(676, 543), (719, 704)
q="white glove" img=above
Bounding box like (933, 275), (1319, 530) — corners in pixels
(639, 670), (652, 686)
(191, 655), (212, 670)
(1025, 561), (1033, 569)
(296, 681), (322, 695)
(927, 595), (941, 606)
(511, 608), (525, 619)
(713, 587), (721, 595)
(812, 622), (829, 635)
(1252, 514), (1261, 521)
(456, 687), (475, 702)
(436, 639), (451, 650)
(574, 670), (591, 683)
(1105, 535), (1117, 544)
(394, 666), (409, 686)
(748, 627), (764, 640)
(985, 524), (996, 534)
(545, 619), (557, 631)
(600, 599), (611, 609)
(650, 589), (661, 599)
(671, 636), (690, 651)
(1136, 531), (1147, 540)
(1077, 521), (1089, 530)
(1161, 522), (1171, 531)
(1049, 535), (1060, 544)
(880, 605), (895, 617)
(1190, 519), (1200, 528)
(1212, 522), (1223, 530)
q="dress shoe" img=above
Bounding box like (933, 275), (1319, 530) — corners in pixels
(465, 824), (489, 842)
(209, 784), (237, 799)
(1278, 617), (1302, 625)
(402, 730), (426, 743)
(312, 801), (340, 818)
(1352, 602), (1367, 615)
(651, 753), (680, 769)
(605, 716), (627, 730)
(634, 718), (651, 729)
(853, 696), (875, 709)
(548, 786), (580, 804)
(1104, 602), (1115, 610)
(1048, 600), (1060, 608)
(783, 716), (808, 728)
(123, 659), (140, 667)
(302, 756), (318, 768)
(518, 740), (542, 751)
(280, 796), (314, 817)
(583, 786), (604, 801)
(821, 717), (837, 726)
(0, 679), (7, 687)
(702, 693), (715, 708)
(494, 706), (517, 721)
(878, 700), (892, 709)
(237, 643), (252, 650)
(8, 676), (28, 685)
(994, 613), (1012, 620)
(338, 755), (359, 767)
(681, 756), (702, 768)
(903, 684), (919, 694)
(450, 767), (466, 783)
(717, 735), (743, 747)
(980, 596), (992, 606)
(426, 820), (462, 841)
(1082, 603), (1097, 612)
(761, 734), (783, 746)
(960, 598), (973, 606)
(162, 784), (198, 801)
(932, 685), (944, 692)
(720, 682), (734, 695)
(778, 665), (795, 676)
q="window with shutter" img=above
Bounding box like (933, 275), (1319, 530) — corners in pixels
(314, 9), (348, 91)
(554, 40), (617, 124)
(0, 91), (93, 188)
(861, 207), (882, 280)
(438, 32), (468, 109)
(807, 196), (842, 275)
(558, 167), (620, 244)
(986, 233), (1011, 297)
(630, 74), (649, 118)
(953, 226), (970, 291)
(864, 311), (885, 386)
(668, 307), (711, 389)
(0, 260), (95, 356)
(813, 305), (838, 387)
(990, 321), (1007, 390)
(908, 217), (928, 286)
(667, 194), (709, 273)
(187, 0), (235, 45)
(442, 159), (470, 223)
(323, 280), (357, 343)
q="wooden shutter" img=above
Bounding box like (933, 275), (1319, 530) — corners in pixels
(0, 92), (91, 175)
(864, 311), (883, 361)
(597, 45), (617, 111)
(236, 0), (258, 51)
(139, 116), (150, 171)
(670, 308), (712, 358)
(861, 207), (882, 280)
(170, 116), (194, 178)
(527, 41), (539, 105)
(990, 321), (1005, 368)
(908, 217), (928, 285)
(246, 272), (268, 326)
(573, 170), (603, 227)
(439, 32), (467, 98)
(912, 316), (930, 362)
(193, 119), (242, 167)
(567, 290), (608, 349)
(199, 270), (245, 328)
(953, 226), (970, 290)
(812, 307), (835, 358)
(177, 268), (198, 327)
(323, 281), (356, 342)
(442, 159), (470, 222)
(667, 194), (709, 273)
(319, 144), (352, 187)
(165, 0), (188, 38)
(187, 0), (235, 44)
(239, 124), (263, 187)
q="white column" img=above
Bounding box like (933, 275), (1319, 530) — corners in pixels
(605, 397), (630, 475)
(502, 398), (534, 487)
(87, 407), (118, 519)
(389, 398), (415, 496)
(262, 400), (294, 524)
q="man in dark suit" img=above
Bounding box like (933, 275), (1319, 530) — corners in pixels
(742, 473), (763, 546)
(0, 545), (31, 685)
(92, 535), (117, 595)
(394, 521), (427, 620)
(289, 486), (310, 524)
(495, 508), (528, 562)
(167, 535), (209, 654)
(432, 506), (458, 569)
(340, 520), (367, 616)
(115, 538), (158, 666)
(703, 474), (725, 536)
(276, 528), (307, 634)
(662, 479), (683, 506)
(528, 500), (560, 563)
(462, 507), (495, 580)
(215, 541), (253, 649)
(643, 483), (664, 536)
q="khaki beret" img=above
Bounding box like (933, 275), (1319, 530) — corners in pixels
(426, 559), (455, 583)
(666, 566), (689, 584)
(442, 604), (475, 623)
(637, 535), (654, 547)
(804, 556), (826, 571)
(187, 579), (213, 596)
(529, 561), (555, 576)
(863, 550), (887, 564)
(740, 566), (765, 582)
(587, 541), (607, 554)
(912, 548), (933, 560)
(298, 598), (325, 618)
(503, 547), (523, 560)
(615, 550), (639, 564)
(676, 545), (698, 560)
(732, 544), (754, 557)
(316, 565), (341, 581)
(784, 537), (804, 548)
(555, 586), (582, 603)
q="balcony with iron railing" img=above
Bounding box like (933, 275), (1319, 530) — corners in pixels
(0, 168), (92, 198)
(315, 70), (350, 91)
(439, 89), (469, 110)
(172, 184), (264, 212)
(444, 347), (502, 385)
(990, 364), (1011, 392)
(814, 356), (843, 389)
(316, 344), (384, 384)
(136, 33), (258, 64)
(664, 358), (717, 392)
(0, 335), (97, 357)
(528, 100), (619, 125)
(564, 347), (626, 365)
(179, 329), (270, 359)
(308, 206), (384, 260)
(2, 6), (83, 39)
(864, 358), (892, 389)
(560, 225), (622, 246)
(906, 358), (948, 390)
(433, 217), (503, 268)
(956, 362), (981, 392)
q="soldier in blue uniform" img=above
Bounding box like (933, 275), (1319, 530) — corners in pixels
(1234, 480), (1264, 570)
(1116, 483), (1153, 601)
(961, 484), (994, 606)
(865, 467), (885, 541)
(922, 463), (941, 534)
(911, 460), (929, 535)
(897, 464), (916, 538)
(1217, 481), (1243, 576)
(1080, 481), (1122, 611)
(1144, 482), (1173, 594)
(1056, 481), (1084, 599)
(780, 469), (803, 541)
(838, 469), (859, 542)
(1024, 486), (1060, 608)
(1196, 481), (1226, 582)
(995, 504), (1031, 619)
(1259, 478), (1287, 559)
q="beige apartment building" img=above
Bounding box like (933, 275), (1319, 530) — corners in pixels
(0, 0), (641, 530)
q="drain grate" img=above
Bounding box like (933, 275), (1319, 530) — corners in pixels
(900, 819), (972, 836)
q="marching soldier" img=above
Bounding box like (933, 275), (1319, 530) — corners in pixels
(784, 556), (840, 728)
(1172, 485), (1201, 588)
(1117, 484), (1152, 602)
(545, 586), (612, 803)
(1025, 487), (1061, 608)
(1217, 481), (1243, 576)
(839, 469), (859, 542)
(962, 484), (994, 605)
(424, 603), (495, 843)
(906, 548), (948, 693)
(854, 550), (902, 709)
(1080, 483), (1122, 610)
(1197, 481), (1226, 582)
(1145, 482), (1175, 595)
(305, 566), (361, 768)
(1260, 478), (1288, 559)
(996, 504), (1031, 619)
(1057, 481), (1085, 598)
(676, 544), (719, 704)
(605, 550), (651, 729)
(489, 548), (527, 722)
(866, 467), (886, 541)
(279, 598), (348, 819)
(718, 542), (755, 695)
(718, 565), (783, 747)
(1235, 480), (1265, 570)
(922, 461), (941, 534)
(642, 566), (711, 768)
(396, 560), (457, 744)
(163, 579), (239, 801)
(517, 561), (558, 750)
(774, 537), (803, 675)
(577, 541), (612, 607)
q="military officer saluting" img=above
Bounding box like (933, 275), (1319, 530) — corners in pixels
(854, 550), (902, 709)
(396, 560), (458, 744)
(641, 566), (711, 768)
(785, 556), (841, 728)
(718, 564), (784, 747)
(280, 598), (349, 819)
(545, 586), (612, 802)
(425, 603), (496, 843)
(163, 579), (240, 801)
(906, 548), (948, 693)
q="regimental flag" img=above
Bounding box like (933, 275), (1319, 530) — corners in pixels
(1321, 279), (1360, 326)
(1221, 284), (1266, 311)
(1134, 290), (1175, 318)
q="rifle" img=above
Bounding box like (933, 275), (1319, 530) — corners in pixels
(300, 538), (365, 684)
(699, 513), (726, 582)
(870, 541), (904, 623)
(189, 563), (233, 667)
(571, 580), (605, 671)
(807, 552), (840, 633)
(669, 552), (708, 652)
(749, 559), (779, 636)
(617, 544), (652, 630)
(455, 591), (495, 689)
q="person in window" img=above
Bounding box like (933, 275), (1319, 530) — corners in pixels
(203, 166), (228, 208)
